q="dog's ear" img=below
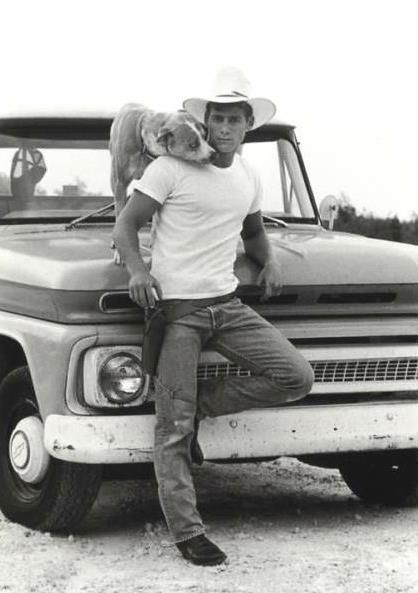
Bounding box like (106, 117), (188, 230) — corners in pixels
(156, 127), (173, 147)
(195, 122), (208, 140)
(183, 113), (207, 140)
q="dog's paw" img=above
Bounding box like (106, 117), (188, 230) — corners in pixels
(112, 247), (124, 266)
(110, 240), (123, 266)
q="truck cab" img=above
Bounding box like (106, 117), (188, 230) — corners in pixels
(0, 111), (417, 531)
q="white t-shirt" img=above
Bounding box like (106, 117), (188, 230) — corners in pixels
(131, 154), (262, 299)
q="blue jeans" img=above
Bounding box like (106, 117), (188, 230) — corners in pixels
(153, 297), (314, 543)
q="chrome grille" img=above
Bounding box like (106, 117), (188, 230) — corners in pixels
(197, 358), (418, 384)
(197, 363), (252, 380)
(313, 358), (418, 383)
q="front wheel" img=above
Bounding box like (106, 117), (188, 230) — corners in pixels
(339, 450), (418, 507)
(0, 366), (102, 531)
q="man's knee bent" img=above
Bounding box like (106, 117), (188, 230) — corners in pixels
(269, 358), (314, 401)
(293, 361), (314, 397)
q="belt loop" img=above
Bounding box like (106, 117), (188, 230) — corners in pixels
(207, 306), (216, 329)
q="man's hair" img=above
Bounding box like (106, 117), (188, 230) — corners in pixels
(204, 101), (254, 124)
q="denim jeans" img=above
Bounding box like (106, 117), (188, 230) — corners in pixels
(153, 297), (314, 543)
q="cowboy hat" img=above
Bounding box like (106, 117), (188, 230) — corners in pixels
(183, 66), (276, 130)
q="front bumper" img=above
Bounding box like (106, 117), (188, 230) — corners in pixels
(44, 402), (418, 464)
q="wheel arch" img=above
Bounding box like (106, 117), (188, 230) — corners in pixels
(0, 333), (44, 414)
(0, 334), (28, 382)
(0, 318), (98, 419)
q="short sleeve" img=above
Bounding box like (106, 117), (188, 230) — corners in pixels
(248, 166), (263, 215)
(131, 156), (177, 205)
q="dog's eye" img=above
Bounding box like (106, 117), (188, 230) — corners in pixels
(189, 141), (199, 150)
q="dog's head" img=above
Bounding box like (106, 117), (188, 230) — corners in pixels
(156, 112), (214, 164)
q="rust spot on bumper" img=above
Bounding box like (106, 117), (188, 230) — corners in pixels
(370, 434), (391, 440)
(52, 440), (75, 451)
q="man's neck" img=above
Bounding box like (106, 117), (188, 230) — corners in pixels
(211, 151), (235, 168)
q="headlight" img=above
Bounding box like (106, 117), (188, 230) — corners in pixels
(83, 347), (150, 408)
(99, 353), (145, 403)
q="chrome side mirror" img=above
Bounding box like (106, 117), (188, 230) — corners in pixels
(319, 195), (339, 230)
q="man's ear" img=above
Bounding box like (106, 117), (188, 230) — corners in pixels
(246, 115), (255, 131)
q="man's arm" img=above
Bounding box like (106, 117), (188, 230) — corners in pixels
(113, 190), (162, 308)
(241, 210), (282, 301)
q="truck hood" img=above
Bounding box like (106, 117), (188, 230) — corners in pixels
(0, 224), (417, 290)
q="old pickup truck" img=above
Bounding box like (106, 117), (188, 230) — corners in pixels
(0, 110), (417, 531)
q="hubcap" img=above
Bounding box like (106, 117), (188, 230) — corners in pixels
(9, 416), (50, 484)
(10, 431), (30, 469)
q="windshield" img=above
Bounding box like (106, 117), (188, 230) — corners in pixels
(0, 133), (316, 223)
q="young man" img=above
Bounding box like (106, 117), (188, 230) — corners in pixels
(113, 68), (314, 566)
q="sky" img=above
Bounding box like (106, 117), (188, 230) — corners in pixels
(1, 0), (417, 220)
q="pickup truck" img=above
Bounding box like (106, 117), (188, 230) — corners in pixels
(0, 110), (417, 532)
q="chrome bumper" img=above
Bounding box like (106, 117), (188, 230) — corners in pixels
(45, 402), (418, 464)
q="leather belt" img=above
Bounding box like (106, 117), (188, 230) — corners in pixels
(160, 291), (236, 322)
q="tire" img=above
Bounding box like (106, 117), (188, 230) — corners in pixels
(0, 366), (102, 531)
(339, 450), (418, 507)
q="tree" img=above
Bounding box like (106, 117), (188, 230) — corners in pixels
(334, 194), (418, 246)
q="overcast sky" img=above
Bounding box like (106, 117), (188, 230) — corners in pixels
(2, 0), (417, 220)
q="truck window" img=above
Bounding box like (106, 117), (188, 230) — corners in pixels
(0, 135), (112, 221)
(242, 139), (315, 220)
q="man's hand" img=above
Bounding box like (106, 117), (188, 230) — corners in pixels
(129, 268), (163, 309)
(256, 258), (283, 302)
(112, 191), (162, 303)
(241, 211), (283, 301)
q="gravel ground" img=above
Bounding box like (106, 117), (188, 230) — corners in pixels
(0, 457), (418, 593)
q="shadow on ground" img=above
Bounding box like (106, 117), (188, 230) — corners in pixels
(76, 458), (399, 537)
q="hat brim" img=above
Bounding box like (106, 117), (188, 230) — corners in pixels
(182, 96), (276, 130)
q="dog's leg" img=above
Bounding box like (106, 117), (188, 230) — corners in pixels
(112, 180), (128, 265)
(110, 144), (129, 265)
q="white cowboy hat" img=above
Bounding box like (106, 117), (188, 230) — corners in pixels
(183, 66), (276, 130)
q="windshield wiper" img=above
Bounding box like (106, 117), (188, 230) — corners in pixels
(65, 201), (114, 230)
(65, 205), (288, 231)
(262, 214), (288, 228)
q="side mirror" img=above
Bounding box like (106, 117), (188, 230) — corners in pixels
(319, 195), (339, 230)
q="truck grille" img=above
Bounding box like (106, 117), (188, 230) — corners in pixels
(197, 358), (418, 384)
(197, 363), (252, 380)
(312, 358), (418, 383)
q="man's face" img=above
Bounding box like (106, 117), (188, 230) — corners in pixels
(206, 104), (251, 155)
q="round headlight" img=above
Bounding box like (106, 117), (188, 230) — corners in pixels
(99, 353), (145, 404)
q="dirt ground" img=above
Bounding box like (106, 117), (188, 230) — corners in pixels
(0, 457), (417, 593)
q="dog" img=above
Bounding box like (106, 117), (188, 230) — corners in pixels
(109, 103), (214, 262)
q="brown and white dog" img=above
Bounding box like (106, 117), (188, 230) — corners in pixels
(109, 103), (214, 262)
(110, 103), (214, 218)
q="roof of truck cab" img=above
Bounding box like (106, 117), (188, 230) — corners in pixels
(0, 109), (295, 142)
(0, 107), (294, 125)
